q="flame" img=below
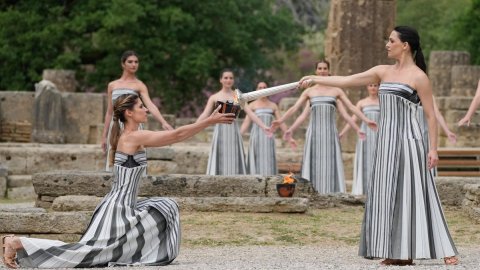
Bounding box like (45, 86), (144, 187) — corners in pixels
(283, 172), (295, 184)
(233, 89), (239, 105)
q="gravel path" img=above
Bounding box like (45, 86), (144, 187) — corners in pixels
(1, 245), (477, 269)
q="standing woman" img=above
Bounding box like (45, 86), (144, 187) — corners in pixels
(240, 81), (296, 175)
(272, 60), (376, 194)
(339, 83), (380, 195)
(197, 69), (271, 175)
(101, 50), (173, 171)
(299, 26), (458, 265)
(1, 94), (235, 268)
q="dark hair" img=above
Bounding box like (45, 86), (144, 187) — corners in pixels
(315, 59), (330, 70)
(109, 94), (139, 165)
(219, 68), (234, 79)
(394, 26), (427, 74)
(121, 50), (138, 64)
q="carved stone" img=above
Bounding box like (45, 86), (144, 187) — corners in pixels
(42, 69), (77, 92)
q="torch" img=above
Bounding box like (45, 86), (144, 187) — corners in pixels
(234, 81), (309, 108)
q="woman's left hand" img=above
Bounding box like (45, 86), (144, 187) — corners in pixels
(367, 119), (378, 131)
(428, 150), (439, 169)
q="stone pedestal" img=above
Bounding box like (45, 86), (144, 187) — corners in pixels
(31, 80), (65, 143)
(42, 69), (77, 92)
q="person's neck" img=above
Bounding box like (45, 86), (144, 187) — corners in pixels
(394, 54), (415, 70)
(121, 73), (137, 82)
(220, 87), (233, 93)
(123, 122), (140, 133)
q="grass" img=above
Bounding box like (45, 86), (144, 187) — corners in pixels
(180, 206), (480, 248)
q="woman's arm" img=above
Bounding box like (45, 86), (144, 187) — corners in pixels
(134, 107), (235, 147)
(300, 65), (385, 89)
(101, 83), (114, 153)
(416, 74), (438, 169)
(240, 115), (251, 135)
(337, 90), (377, 131)
(196, 95), (216, 122)
(138, 84), (173, 130)
(339, 101), (362, 138)
(458, 79), (480, 126)
(273, 105), (297, 148)
(433, 98), (456, 144)
(243, 105), (272, 136)
(337, 100), (365, 140)
(271, 90), (310, 131)
(283, 102), (310, 141)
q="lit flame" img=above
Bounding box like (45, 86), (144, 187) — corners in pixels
(283, 172), (295, 184)
(233, 89), (239, 105)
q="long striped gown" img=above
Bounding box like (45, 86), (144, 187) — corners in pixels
(17, 151), (181, 268)
(206, 120), (247, 175)
(359, 82), (457, 259)
(247, 108), (277, 175)
(301, 96), (345, 194)
(351, 105), (380, 195)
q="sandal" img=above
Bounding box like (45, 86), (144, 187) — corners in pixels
(1, 235), (18, 269)
(444, 256), (459, 265)
(380, 258), (415, 266)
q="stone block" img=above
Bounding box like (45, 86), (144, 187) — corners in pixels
(42, 69), (78, 92)
(0, 176), (6, 199)
(0, 92), (35, 123)
(31, 80), (65, 143)
(61, 92), (104, 144)
(0, 212), (90, 234)
(451, 65), (480, 96)
(445, 97), (479, 110)
(435, 177), (480, 206)
(7, 186), (36, 200)
(7, 175), (32, 188)
(429, 51), (470, 96)
(174, 197), (309, 213)
(52, 195), (102, 212)
(146, 147), (175, 160)
(148, 160), (178, 175)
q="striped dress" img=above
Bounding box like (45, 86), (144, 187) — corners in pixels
(206, 120), (247, 175)
(301, 96), (345, 194)
(17, 151), (181, 268)
(359, 82), (457, 260)
(247, 108), (277, 175)
(418, 106), (438, 176)
(351, 105), (380, 195)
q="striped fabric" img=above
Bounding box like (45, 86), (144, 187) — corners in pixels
(301, 96), (345, 194)
(351, 105), (380, 195)
(206, 120), (247, 175)
(359, 82), (458, 259)
(417, 106), (438, 176)
(247, 108), (277, 175)
(18, 151), (180, 268)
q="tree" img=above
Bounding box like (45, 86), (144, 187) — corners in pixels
(0, 0), (303, 113)
(456, 0), (480, 64)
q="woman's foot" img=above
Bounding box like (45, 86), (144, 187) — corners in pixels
(380, 258), (414, 266)
(444, 256), (459, 265)
(1, 235), (18, 269)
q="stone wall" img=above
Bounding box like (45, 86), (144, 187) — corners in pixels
(0, 91), (35, 142)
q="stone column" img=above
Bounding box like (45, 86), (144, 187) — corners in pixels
(324, 0), (396, 152)
(42, 69), (78, 92)
(0, 165), (7, 199)
(31, 80), (65, 143)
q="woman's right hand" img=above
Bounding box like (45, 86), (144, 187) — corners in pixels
(208, 105), (235, 125)
(457, 116), (471, 127)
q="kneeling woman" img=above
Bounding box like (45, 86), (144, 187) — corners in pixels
(1, 94), (235, 268)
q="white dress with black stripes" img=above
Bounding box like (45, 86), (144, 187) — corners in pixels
(359, 82), (457, 260)
(17, 151), (180, 268)
(246, 108), (277, 175)
(301, 96), (345, 194)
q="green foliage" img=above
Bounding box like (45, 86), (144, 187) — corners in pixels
(396, 0), (475, 63)
(456, 0), (480, 64)
(0, 0), (303, 112)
